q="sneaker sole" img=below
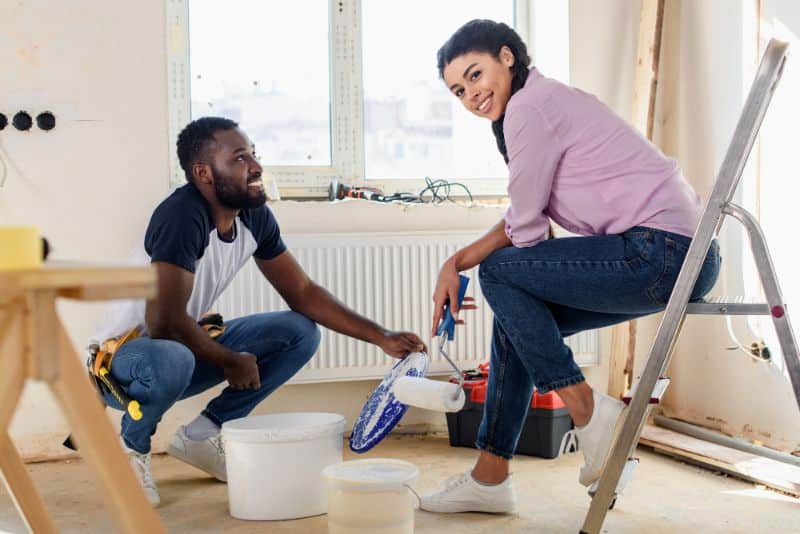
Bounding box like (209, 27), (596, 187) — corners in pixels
(420, 502), (516, 514)
(167, 443), (227, 482)
(579, 404), (628, 487)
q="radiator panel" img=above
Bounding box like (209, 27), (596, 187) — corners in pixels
(215, 232), (600, 383)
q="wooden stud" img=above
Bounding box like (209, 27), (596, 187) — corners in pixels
(608, 0), (665, 399)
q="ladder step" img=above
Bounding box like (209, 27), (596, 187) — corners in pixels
(686, 296), (770, 315)
(588, 458), (639, 499)
(623, 377), (670, 405)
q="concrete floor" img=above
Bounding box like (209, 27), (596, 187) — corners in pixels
(1, 435), (798, 533)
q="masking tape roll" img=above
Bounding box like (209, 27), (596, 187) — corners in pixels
(0, 226), (42, 271)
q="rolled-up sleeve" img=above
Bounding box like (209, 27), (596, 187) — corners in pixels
(503, 103), (564, 247)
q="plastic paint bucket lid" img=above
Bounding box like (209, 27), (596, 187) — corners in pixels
(222, 412), (345, 444)
(349, 351), (429, 453)
(323, 459), (419, 493)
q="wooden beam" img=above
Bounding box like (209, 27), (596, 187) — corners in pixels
(608, 0), (665, 400)
(641, 424), (800, 497)
(632, 0), (666, 140)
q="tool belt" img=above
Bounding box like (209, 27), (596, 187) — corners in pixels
(85, 313), (226, 415)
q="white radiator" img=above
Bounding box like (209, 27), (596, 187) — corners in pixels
(215, 232), (600, 383)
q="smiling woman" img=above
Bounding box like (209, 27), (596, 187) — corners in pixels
(421, 18), (721, 515)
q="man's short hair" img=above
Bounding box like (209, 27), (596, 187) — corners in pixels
(176, 117), (239, 181)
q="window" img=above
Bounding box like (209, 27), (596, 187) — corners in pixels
(361, 1), (515, 182)
(188, 0), (331, 167)
(167, 0), (570, 198)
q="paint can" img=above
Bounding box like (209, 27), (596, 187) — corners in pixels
(322, 458), (419, 534)
(222, 412), (345, 520)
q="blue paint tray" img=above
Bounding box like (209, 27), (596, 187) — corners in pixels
(349, 351), (429, 453)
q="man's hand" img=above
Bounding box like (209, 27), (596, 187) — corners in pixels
(223, 352), (261, 390)
(379, 331), (426, 359)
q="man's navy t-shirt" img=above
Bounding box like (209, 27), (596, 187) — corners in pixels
(91, 183), (285, 344)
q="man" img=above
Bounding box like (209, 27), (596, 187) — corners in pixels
(91, 117), (425, 505)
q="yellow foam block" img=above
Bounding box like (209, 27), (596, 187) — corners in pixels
(0, 226), (43, 271)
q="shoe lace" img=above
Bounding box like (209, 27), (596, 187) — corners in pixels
(210, 434), (225, 456)
(443, 471), (471, 491)
(130, 451), (156, 489)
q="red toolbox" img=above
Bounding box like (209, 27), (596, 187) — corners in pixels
(445, 363), (574, 459)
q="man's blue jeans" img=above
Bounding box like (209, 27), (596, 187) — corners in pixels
(103, 311), (320, 453)
(476, 226), (721, 459)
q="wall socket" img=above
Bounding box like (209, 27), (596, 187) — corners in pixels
(0, 110), (57, 132)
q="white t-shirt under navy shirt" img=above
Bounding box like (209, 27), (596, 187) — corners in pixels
(90, 183), (286, 345)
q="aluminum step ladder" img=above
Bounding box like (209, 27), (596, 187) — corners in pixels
(581, 38), (800, 534)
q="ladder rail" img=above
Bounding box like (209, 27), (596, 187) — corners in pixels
(581, 38), (790, 534)
(724, 203), (800, 410)
(717, 43), (788, 233)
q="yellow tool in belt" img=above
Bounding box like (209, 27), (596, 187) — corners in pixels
(89, 327), (143, 421)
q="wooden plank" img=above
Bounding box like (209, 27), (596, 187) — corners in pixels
(0, 262), (156, 295)
(50, 323), (165, 534)
(607, 322), (629, 400)
(609, 0), (665, 398)
(0, 432), (57, 534)
(25, 290), (60, 382)
(58, 282), (156, 301)
(640, 424), (800, 497)
(632, 0), (666, 139)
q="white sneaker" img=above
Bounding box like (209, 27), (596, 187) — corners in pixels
(123, 443), (160, 506)
(576, 391), (626, 487)
(420, 470), (516, 514)
(167, 425), (227, 482)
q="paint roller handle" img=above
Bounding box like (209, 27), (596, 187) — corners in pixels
(436, 275), (470, 341)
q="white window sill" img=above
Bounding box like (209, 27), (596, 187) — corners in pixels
(269, 198), (508, 234)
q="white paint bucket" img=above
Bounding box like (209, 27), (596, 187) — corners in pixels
(222, 412), (345, 520)
(322, 459), (419, 534)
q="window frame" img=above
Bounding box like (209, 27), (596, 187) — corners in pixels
(166, 0), (567, 198)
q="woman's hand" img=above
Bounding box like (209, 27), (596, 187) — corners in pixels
(431, 257), (477, 336)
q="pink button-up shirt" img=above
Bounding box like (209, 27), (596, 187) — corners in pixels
(503, 68), (702, 247)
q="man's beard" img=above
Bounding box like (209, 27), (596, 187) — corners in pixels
(212, 169), (267, 210)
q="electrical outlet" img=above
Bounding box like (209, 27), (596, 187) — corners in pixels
(12, 111), (33, 131)
(36, 111), (56, 131)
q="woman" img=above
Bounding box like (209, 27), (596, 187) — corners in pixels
(422, 20), (720, 514)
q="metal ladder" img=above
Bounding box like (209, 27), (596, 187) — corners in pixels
(581, 38), (800, 534)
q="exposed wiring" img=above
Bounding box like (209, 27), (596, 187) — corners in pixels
(418, 177), (474, 204)
(724, 314), (770, 363)
(329, 178), (474, 205)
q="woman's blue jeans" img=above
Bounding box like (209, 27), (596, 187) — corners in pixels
(476, 226), (721, 459)
(103, 311), (320, 453)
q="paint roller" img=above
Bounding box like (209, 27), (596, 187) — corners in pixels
(391, 274), (470, 412)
